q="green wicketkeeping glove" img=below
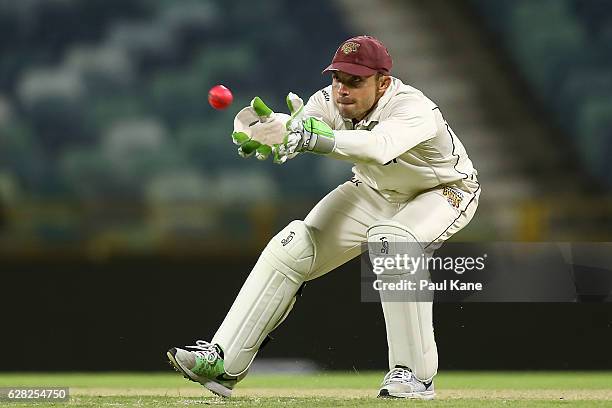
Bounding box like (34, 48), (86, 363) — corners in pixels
(232, 96), (291, 160)
(232, 92), (335, 163)
(272, 116), (336, 164)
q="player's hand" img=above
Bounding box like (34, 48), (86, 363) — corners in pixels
(273, 116), (336, 164)
(232, 97), (291, 160)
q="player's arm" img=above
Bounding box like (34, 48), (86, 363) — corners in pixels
(303, 88), (334, 126)
(329, 96), (437, 164)
(278, 95), (437, 165)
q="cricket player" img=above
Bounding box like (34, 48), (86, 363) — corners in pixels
(167, 35), (480, 400)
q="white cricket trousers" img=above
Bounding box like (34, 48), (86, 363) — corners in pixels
(212, 174), (480, 379)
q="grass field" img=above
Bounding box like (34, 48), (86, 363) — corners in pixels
(1, 371), (611, 407)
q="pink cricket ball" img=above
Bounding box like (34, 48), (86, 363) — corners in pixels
(208, 84), (233, 110)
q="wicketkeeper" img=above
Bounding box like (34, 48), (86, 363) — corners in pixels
(168, 35), (480, 400)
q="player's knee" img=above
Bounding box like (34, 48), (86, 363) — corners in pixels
(367, 220), (423, 276)
(263, 220), (315, 281)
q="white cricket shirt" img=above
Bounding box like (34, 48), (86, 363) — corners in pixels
(304, 77), (479, 203)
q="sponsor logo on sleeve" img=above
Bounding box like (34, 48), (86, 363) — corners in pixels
(321, 89), (330, 101)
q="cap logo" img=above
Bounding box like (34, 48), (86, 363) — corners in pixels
(341, 41), (360, 55)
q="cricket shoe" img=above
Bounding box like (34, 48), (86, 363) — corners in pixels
(378, 365), (435, 399)
(167, 340), (241, 397)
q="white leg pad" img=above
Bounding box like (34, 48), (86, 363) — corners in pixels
(212, 220), (314, 376)
(367, 220), (438, 382)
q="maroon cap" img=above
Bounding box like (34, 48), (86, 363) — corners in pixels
(323, 35), (392, 76)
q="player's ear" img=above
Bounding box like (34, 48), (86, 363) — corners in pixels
(379, 75), (391, 91)
(377, 75), (391, 96)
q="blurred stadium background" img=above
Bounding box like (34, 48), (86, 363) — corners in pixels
(1, 0), (611, 374)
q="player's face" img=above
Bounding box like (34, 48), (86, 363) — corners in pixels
(332, 71), (389, 121)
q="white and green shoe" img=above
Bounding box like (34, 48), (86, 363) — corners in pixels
(167, 340), (241, 397)
(378, 366), (435, 400)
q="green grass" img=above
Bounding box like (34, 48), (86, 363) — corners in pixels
(1, 371), (612, 389)
(0, 371), (610, 407)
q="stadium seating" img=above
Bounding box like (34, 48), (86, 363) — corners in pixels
(0, 0), (352, 246)
(471, 0), (612, 188)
